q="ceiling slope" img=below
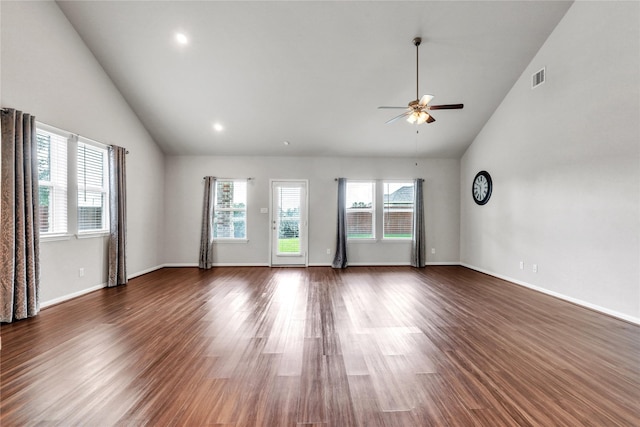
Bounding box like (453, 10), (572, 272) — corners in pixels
(57, 1), (572, 158)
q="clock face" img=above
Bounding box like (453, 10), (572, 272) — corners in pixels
(472, 171), (492, 205)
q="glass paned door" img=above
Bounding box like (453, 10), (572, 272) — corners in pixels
(271, 180), (308, 266)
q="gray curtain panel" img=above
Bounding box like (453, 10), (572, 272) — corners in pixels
(199, 176), (215, 269)
(108, 145), (128, 287)
(411, 178), (426, 268)
(1, 108), (40, 322)
(332, 178), (348, 269)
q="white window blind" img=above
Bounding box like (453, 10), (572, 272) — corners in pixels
(383, 181), (414, 239)
(36, 128), (68, 234)
(213, 180), (247, 239)
(77, 141), (109, 232)
(276, 186), (301, 253)
(346, 181), (375, 239)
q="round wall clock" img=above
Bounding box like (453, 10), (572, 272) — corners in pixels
(472, 171), (492, 205)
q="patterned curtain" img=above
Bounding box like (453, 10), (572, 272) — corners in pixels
(411, 178), (426, 268)
(199, 176), (215, 269)
(331, 178), (348, 269)
(1, 109), (40, 322)
(108, 145), (127, 287)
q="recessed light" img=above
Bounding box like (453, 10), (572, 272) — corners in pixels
(283, 141), (290, 146)
(213, 123), (224, 132)
(175, 33), (188, 45)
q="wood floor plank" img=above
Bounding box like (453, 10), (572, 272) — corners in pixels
(297, 337), (326, 424)
(1, 265), (638, 426)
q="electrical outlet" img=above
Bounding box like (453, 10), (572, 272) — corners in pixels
(519, 261), (524, 270)
(326, 248), (331, 255)
(431, 248), (435, 254)
(79, 268), (85, 277)
(532, 264), (538, 273)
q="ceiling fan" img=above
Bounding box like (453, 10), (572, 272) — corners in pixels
(379, 37), (463, 125)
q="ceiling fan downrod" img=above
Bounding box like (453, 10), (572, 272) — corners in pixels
(413, 37), (421, 102)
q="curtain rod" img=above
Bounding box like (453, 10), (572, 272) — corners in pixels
(334, 178), (424, 181)
(39, 121), (130, 155)
(203, 176), (254, 180)
(1, 109), (130, 154)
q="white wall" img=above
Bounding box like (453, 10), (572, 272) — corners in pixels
(164, 156), (460, 266)
(460, 1), (640, 322)
(1, 1), (165, 304)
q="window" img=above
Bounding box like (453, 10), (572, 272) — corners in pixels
(213, 179), (247, 240)
(37, 128), (68, 235)
(77, 141), (109, 233)
(383, 181), (414, 239)
(346, 181), (375, 239)
(36, 123), (111, 239)
(275, 184), (302, 253)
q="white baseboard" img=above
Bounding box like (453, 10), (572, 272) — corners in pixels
(161, 262), (271, 268)
(306, 262), (461, 267)
(162, 263), (199, 268)
(348, 261), (412, 266)
(348, 262), (461, 267)
(161, 262), (461, 268)
(212, 263), (270, 267)
(41, 282), (106, 308)
(460, 263), (640, 325)
(128, 264), (164, 279)
(41, 264), (164, 309)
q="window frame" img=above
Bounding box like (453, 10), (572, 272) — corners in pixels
(382, 180), (415, 241)
(36, 125), (69, 239)
(76, 139), (110, 235)
(213, 179), (248, 242)
(345, 180), (376, 240)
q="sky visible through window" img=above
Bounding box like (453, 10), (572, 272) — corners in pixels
(347, 182), (373, 207)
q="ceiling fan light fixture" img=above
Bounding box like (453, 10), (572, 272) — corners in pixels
(407, 113), (418, 124)
(417, 111), (430, 125)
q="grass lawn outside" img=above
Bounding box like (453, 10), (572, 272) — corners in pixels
(278, 235), (410, 253)
(278, 238), (300, 253)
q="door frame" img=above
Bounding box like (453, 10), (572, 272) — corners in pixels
(269, 179), (309, 267)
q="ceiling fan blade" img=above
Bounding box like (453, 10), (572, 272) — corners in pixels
(378, 106), (408, 109)
(426, 115), (436, 123)
(385, 111), (411, 124)
(419, 94), (434, 107)
(428, 104), (464, 110)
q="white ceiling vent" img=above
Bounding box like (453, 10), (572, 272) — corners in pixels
(532, 67), (545, 89)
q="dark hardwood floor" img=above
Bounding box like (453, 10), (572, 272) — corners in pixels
(1, 266), (639, 426)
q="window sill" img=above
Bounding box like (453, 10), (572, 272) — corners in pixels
(347, 238), (377, 244)
(214, 239), (248, 244)
(41, 233), (73, 242)
(76, 231), (109, 239)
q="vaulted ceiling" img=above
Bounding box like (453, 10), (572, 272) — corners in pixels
(57, 1), (573, 158)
